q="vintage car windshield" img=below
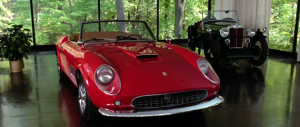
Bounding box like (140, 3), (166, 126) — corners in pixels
(202, 10), (238, 22)
(80, 21), (156, 43)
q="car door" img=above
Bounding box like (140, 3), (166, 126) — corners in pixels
(65, 41), (84, 79)
(59, 42), (71, 77)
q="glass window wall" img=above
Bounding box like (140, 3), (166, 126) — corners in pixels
(159, 0), (207, 40)
(269, 1), (298, 52)
(0, 0), (33, 45)
(32, 0), (98, 45)
(100, 0), (157, 39)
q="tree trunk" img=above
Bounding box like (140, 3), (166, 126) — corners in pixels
(116, 0), (127, 32)
(174, 0), (186, 39)
(58, 0), (64, 10)
(68, 0), (73, 34)
(164, 0), (170, 20)
(36, 3), (40, 23)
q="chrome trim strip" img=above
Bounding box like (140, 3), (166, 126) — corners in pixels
(228, 25), (244, 29)
(70, 65), (75, 78)
(131, 89), (208, 108)
(98, 96), (224, 117)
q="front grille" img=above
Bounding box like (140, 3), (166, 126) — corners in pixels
(132, 90), (208, 109)
(229, 28), (244, 48)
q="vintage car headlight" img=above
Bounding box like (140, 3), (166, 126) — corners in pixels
(96, 66), (114, 83)
(197, 59), (220, 84)
(95, 65), (121, 95)
(247, 27), (256, 37)
(220, 27), (229, 37)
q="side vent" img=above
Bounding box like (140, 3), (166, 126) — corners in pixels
(70, 66), (75, 78)
(136, 54), (158, 59)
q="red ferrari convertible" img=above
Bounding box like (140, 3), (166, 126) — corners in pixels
(56, 20), (223, 121)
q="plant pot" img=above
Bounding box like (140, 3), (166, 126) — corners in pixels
(21, 58), (24, 68)
(11, 72), (24, 86)
(9, 60), (23, 73)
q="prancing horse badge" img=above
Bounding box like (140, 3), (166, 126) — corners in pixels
(162, 72), (167, 76)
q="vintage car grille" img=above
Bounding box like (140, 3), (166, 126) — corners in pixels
(132, 90), (208, 109)
(229, 28), (244, 48)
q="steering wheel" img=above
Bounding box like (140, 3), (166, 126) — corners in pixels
(126, 34), (142, 40)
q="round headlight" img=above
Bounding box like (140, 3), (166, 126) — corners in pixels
(220, 27), (229, 37)
(197, 59), (209, 74)
(247, 27), (256, 37)
(263, 27), (267, 32)
(197, 59), (220, 84)
(96, 65), (114, 84)
(207, 28), (212, 33)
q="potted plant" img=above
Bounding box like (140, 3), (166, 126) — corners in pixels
(0, 24), (32, 73)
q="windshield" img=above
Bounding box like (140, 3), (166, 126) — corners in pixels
(202, 10), (238, 22)
(79, 20), (156, 43)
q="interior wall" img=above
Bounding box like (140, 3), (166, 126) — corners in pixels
(215, 0), (272, 43)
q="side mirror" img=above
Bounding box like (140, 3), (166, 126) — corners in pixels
(166, 37), (172, 44)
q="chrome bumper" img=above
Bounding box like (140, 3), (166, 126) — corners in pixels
(98, 96), (224, 117)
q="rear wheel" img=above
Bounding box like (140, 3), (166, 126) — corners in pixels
(56, 53), (65, 78)
(77, 72), (100, 122)
(250, 37), (268, 66)
(204, 37), (221, 65)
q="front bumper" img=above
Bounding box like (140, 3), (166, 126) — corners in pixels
(98, 96), (224, 117)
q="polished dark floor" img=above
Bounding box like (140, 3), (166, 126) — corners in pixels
(0, 51), (300, 127)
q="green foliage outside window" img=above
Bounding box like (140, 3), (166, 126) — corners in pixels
(0, 0), (299, 53)
(270, 0), (298, 52)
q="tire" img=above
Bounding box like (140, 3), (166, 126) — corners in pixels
(250, 37), (268, 66)
(204, 37), (221, 65)
(56, 53), (65, 78)
(77, 71), (100, 122)
(188, 26), (196, 51)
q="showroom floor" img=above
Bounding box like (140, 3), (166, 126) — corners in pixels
(0, 51), (300, 127)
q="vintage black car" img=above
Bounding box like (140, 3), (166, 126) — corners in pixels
(187, 10), (268, 66)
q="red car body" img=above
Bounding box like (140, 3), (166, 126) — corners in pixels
(56, 20), (223, 118)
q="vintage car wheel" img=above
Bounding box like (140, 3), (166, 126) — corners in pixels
(77, 72), (100, 121)
(56, 55), (65, 78)
(188, 26), (196, 51)
(250, 37), (268, 66)
(204, 38), (221, 65)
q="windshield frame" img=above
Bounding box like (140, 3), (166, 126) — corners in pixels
(79, 20), (156, 43)
(202, 10), (239, 22)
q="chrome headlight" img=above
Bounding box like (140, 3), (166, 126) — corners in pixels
(94, 65), (121, 95)
(197, 59), (220, 84)
(263, 27), (267, 32)
(206, 28), (212, 33)
(247, 27), (256, 37)
(96, 65), (114, 84)
(198, 59), (209, 74)
(220, 27), (229, 37)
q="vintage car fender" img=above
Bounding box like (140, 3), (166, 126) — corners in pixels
(171, 45), (208, 74)
(56, 35), (70, 73)
(253, 30), (267, 39)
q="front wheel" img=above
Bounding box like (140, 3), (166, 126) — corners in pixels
(56, 53), (65, 78)
(250, 37), (268, 66)
(188, 26), (196, 51)
(77, 72), (100, 122)
(204, 37), (221, 65)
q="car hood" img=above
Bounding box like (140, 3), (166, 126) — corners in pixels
(85, 42), (217, 96)
(86, 42), (178, 65)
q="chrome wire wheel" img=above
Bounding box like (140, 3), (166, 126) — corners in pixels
(250, 37), (268, 66)
(78, 81), (87, 114)
(253, 41), (262, 60)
